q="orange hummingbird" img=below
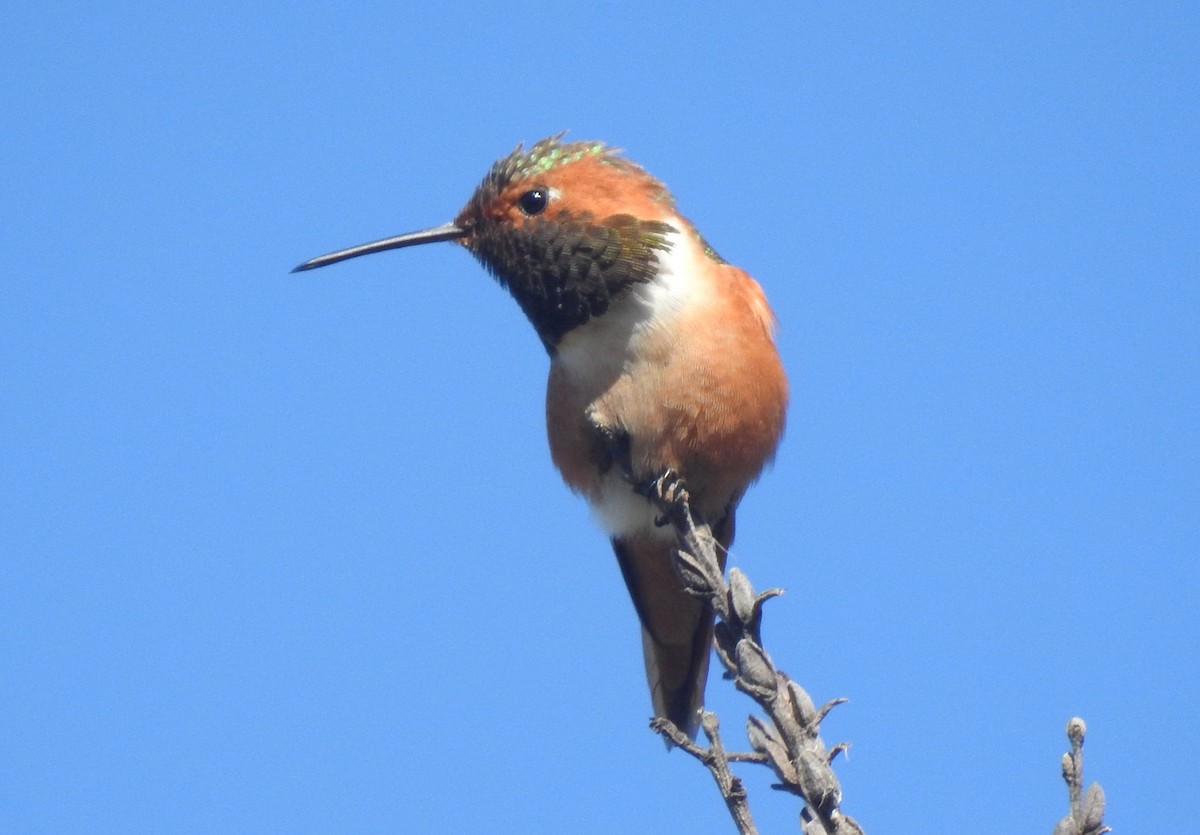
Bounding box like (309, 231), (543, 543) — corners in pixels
(294, 136), (788, 738)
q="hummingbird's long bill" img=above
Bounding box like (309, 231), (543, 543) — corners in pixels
(291, 222), (468, 272)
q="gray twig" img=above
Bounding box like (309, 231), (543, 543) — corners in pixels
(653, 712), (759, 834)
(644, 470), (864, 834)
(1053, 717), (1111, 835)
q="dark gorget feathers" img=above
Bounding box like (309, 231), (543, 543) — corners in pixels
(466, 213), (677, 348)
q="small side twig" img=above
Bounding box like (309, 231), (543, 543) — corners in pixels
(1053, 717), (1110, 835)
(653, 712), (759, 834)
(644, 470), (864, 835)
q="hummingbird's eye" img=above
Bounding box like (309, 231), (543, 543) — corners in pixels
(518, 188), (549, 216)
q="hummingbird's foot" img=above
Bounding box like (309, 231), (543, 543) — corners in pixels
(634, 468), (692, 528)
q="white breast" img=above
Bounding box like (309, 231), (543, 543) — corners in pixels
(552, 229), (708, 541)
(554, 229), (703, 390)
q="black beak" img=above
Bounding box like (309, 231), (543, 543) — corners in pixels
(292, 222), (469, 273)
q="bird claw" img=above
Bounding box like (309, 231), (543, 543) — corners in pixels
(634, 468), (692, 528)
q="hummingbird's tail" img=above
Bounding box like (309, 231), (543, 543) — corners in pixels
(612, 516), (732, 740)
(637, 606), (713, 739)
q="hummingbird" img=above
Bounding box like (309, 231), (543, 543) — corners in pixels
(294, 136), (788, 738)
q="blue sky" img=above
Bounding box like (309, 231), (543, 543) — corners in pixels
(3, 3), (1197, 832)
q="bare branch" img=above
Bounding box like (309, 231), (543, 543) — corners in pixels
(651, 713), (758, 834)
(1053, 717), (1111, 835)
(644, 470), (865, 834)
(641, 470), (1113, 835)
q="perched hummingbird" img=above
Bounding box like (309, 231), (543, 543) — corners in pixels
(294, 136), (788, 738)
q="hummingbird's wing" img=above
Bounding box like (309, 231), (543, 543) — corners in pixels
(611, 510), (733, 740)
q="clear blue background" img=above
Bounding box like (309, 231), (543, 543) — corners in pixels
(4, 3), (1196, 832)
